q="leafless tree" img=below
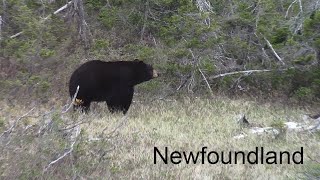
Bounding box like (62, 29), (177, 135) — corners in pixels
(71, 0), (91, 49)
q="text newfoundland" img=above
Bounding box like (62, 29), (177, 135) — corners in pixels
(154, 147), (303, 165)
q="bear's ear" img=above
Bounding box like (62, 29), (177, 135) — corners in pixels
(134, 58), (144, 64)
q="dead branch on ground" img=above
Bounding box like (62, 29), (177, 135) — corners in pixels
(0, 107), (35, 138)
(43, 125), (81, 173)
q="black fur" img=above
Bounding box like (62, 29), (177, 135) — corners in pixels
(69, 60), (157, 114)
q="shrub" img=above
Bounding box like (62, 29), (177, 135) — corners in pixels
(40, 48), (55, 58)
(99, 7), (119, 29)
(270, 27), (290, 44)
(293, 87), (314, 101)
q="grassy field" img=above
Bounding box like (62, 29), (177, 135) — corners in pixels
(0, 97), (319, 179)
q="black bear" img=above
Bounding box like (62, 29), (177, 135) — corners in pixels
(69, 59), (158, 114)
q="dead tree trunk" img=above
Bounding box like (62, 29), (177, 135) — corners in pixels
(73, 0), (91, 50)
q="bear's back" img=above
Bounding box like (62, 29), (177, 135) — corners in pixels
(69, 60), (137, 97)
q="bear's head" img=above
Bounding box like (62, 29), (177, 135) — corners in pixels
(134, 59), (158, 84)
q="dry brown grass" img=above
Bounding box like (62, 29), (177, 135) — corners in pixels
(0, 97), (319, 179)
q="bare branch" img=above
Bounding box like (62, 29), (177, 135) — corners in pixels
(188, 48), (214, 97)
(74, 0), (90, 48)
(198, 67), (214, 97)
(62, 85), (80, 113)
(208, 68), (290, 81)
(263, 37), (285, 65)
(0, 16), (2, 40)
(297, 0), (303, 14)
(195, 0), (213, 12)
(0, 107), (35, 138)
(35, 107), (56, 136)
(59, 119), (87, 131)
(140, 0), (149, 42)
(10, 1), (73, 39)
(195, 0), (213, 26)
(43, 1), (73, 21)
(177, 75), (191, 91)
(285, 0), (298, 18)
(187, 73), (195, 93)
(43, 125), (81, 173)
(9, 32), (23, 39)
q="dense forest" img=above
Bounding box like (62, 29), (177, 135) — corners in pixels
(0, 0), (319, 104)
(0, 0), (320, 179)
